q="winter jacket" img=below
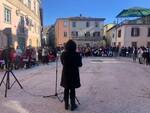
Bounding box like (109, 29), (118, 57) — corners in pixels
(60, 51), (82, 89)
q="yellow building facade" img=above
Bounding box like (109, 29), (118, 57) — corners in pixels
(103, 24), (115, 37)
(0, 0), (41, 50)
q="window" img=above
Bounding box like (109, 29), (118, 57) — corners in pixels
(27, 18), (32, 31)
(118, 30), (121, 37)
(20, 16), (24, 25)
(93, 32), (95, 37)
(86, 22), (90, 28)
(28, 0), (31, 9)
(93, 32), (100, 37)
(118, 42), (121, 46)
(85, 32), (90, 37)
(95, 21), (99, 27)
(64, 32), (67, 37)
(4, 7), (11, 24)
(148, 28), (150, 37)
(26, 17), (33, 27)
(132, 42), (137, 47)
(72, 22), (76, 27)
(34, 0), (37, 13)
(36, 3), (39, 15)
(114, 42), (116, 46)
(147, 42), (150, 47)
(64, 20), (68, 27)
(97, 32), (100, 37)
(131, 28), (140, 37)
(112, 34), (115, 38)
(71, 31), (78, 37)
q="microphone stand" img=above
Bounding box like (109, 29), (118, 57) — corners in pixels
(43, 52), (80, 104)
(43, 54), (63, 102)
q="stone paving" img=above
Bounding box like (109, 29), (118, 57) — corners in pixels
(0, 57), (150, 113)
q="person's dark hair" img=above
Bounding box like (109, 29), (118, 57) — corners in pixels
(65, 40), (76, 52)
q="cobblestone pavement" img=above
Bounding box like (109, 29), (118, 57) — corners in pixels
(0, 57), (150, 113)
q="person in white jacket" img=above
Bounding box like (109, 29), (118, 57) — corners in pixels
(138, 47), (143, 64)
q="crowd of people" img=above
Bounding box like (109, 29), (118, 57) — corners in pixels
(0, 45), (150, 71)
(77, 45), (150, 65)
(0, 46), (57, 70)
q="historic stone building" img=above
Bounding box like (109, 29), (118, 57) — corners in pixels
(55, 16), (105, 47)
(0, 0), (42, 50)
(106, 8), (150, 47)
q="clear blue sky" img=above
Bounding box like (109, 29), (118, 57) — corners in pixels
(42, 0), (150, 26)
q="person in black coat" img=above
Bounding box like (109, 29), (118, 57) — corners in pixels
(2, 46), (12, 69)
(60, 40), (82, 111)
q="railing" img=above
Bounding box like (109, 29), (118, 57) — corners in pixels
(72, 36), (102, 41)
(118, 17), (150, 26)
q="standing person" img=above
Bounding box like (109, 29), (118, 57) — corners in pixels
(132, 46), (138, 62)
(25, 46), (32, 68)
(42, 47), (46, 64)
(148, 47), (150, 65)
(60, 40), (82, 111)
(138, 47), (143, 64)
(16, 46), (22, 57)
(145, 48), (150, 65)
(15, 46), (22, 69)
(45, 46), (49, 64)
(38, 47), (42, 62)
(2, 46), (11, 69)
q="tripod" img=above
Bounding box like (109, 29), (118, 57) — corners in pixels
(0, 68), (23, 97)
(43, 55), (63, 102)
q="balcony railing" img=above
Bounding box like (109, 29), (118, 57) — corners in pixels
(118, 16), (150, 26)
(71, 36), (102, 41)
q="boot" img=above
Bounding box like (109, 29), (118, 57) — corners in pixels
(64, 89), (69, 110)
(71, 104), (77, 111)
(71, 98), (78, 111)
(65, 102), (69, 110)
(64, 98), (69, 110)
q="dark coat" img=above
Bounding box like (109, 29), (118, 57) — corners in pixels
(60, 51), (82, 89)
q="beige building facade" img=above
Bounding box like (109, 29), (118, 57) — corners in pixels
(0, 0), (41, 50)
(103, 24), (115, 37)
(106, 16), (150, 47)
(55, 16), (105, 47)
(106, 25), (117, 46)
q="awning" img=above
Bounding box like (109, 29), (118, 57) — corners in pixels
(116, 7), (150, 18)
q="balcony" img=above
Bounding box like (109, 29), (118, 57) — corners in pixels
(72, 36), (102, 41)
(118, 16), (150, 26)
(7, 0), (40, 21)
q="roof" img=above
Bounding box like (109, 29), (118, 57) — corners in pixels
(57, 16), (105, 21)
(104, 23), (115, 27)
(116, 7), (150, 18)
(106, 25), (117, 32)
